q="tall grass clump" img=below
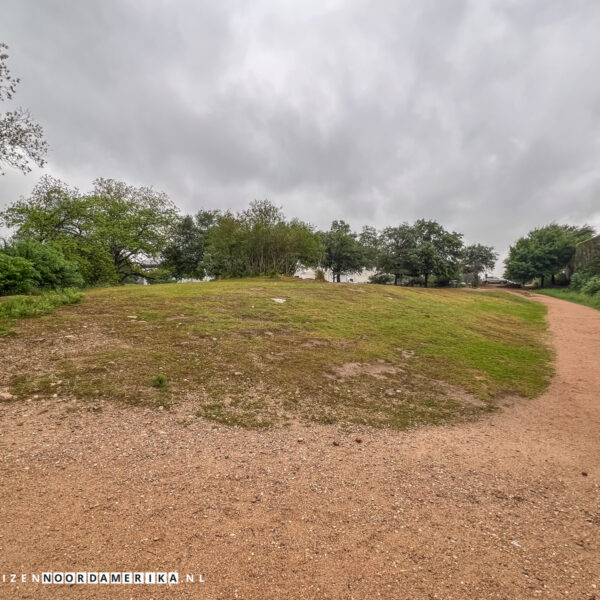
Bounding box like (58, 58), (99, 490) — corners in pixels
(0, 289), (83, 336)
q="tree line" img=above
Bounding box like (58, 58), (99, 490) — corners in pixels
(0, 176), (498, 294)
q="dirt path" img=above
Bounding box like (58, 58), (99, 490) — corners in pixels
(0, 294), (598, 599)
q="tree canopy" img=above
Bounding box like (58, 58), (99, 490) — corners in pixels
(504, 224), (594, 286)
(377, 223), (416, 285)
(1, 176), (179, 284)
(204, 200), (321, 278)
(320, 221), (365, 282)
(462, 244), (497, 286)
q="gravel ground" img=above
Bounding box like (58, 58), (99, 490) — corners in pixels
(0, 294), (598, 599)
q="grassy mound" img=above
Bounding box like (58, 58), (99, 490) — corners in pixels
(5, 280), (551, 429)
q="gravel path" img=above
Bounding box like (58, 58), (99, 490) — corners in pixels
(0, 294), (598, 599)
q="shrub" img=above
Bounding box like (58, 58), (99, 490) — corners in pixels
(314, 268), (326, 282)
(0, 253), (40, 295)
(152, 374), (168, 388)
(569, 272), (588, 291)
(581, 275), (600, 296)
(368, 272), (394, 285)
(5, 240), (83, 289)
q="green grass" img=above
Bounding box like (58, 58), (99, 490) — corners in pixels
(2, 279), (552, 430)
(0, 288), (83, 336)
(535, 288), (600, 311)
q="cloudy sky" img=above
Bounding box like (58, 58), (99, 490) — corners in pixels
(1, 0), (600, 273)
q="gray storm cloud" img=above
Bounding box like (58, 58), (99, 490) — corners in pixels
(1, 0), (599, 271)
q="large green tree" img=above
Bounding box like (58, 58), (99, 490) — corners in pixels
(410, 219), (464, 286)
(504, 224), (594, 286)
(320, 220), (364, 282)
(1, 176), (179, 284)
(462, 244), (497, 286)
(377, 223), (416, 285)
(204, 200), (321, 278)
(161, 210), (220, 280)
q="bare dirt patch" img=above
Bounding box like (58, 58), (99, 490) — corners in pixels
(299, 338), (331, 348)
(327, 360), (402, 380)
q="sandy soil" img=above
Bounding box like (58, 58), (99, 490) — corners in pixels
(0, 294), (598, 599)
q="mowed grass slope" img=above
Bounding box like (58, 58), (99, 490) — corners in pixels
(4, 279), (552, 429)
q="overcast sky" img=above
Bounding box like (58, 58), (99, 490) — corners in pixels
(1, 0), (600, 274)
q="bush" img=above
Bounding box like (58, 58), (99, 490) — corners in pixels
(581, 275), (600, 296)
(0, 253), (40, 295)
(314, 268), (326, 282)
(368, 272), (393, 285)
(569, 272), (588, 291)
(4, 240), (83, 289)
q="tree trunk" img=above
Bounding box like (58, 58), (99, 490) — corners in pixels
(394, 274), (399, 285)
(540, 275), (545, 288)
(335, 273), (340, 283)
(551, 273), (555, 286)
(424, 273), (429, 287)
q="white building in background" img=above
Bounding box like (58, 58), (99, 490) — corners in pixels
(295, 267), (376, 283)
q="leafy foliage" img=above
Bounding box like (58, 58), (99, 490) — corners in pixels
(410, 220), (464, 286)
(504, 224), (595, 286)
(4, 240), (83, 289)
(0, 253), (39, 294)
(1, 176), (179, 284)
(569, 272), (587, 291)
(162, 212), (219, 280)
(205, 200), (321, 278)
(581, 276), (600, 296)
(377, 223), (416, 284)
(368, 272), (394, 285)
(0, 43), (48, 174)
(2, 177), (498, 289)
(462, 244), (497, 286)
(320, 220), (364, 282)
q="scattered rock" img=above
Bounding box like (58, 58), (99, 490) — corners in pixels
(271, 298), (286, 304)
(0, 391), (15, 401)
(582, 471), (588, 477)
(355, 437), (362, 444)
(332, 441), (340, 447)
